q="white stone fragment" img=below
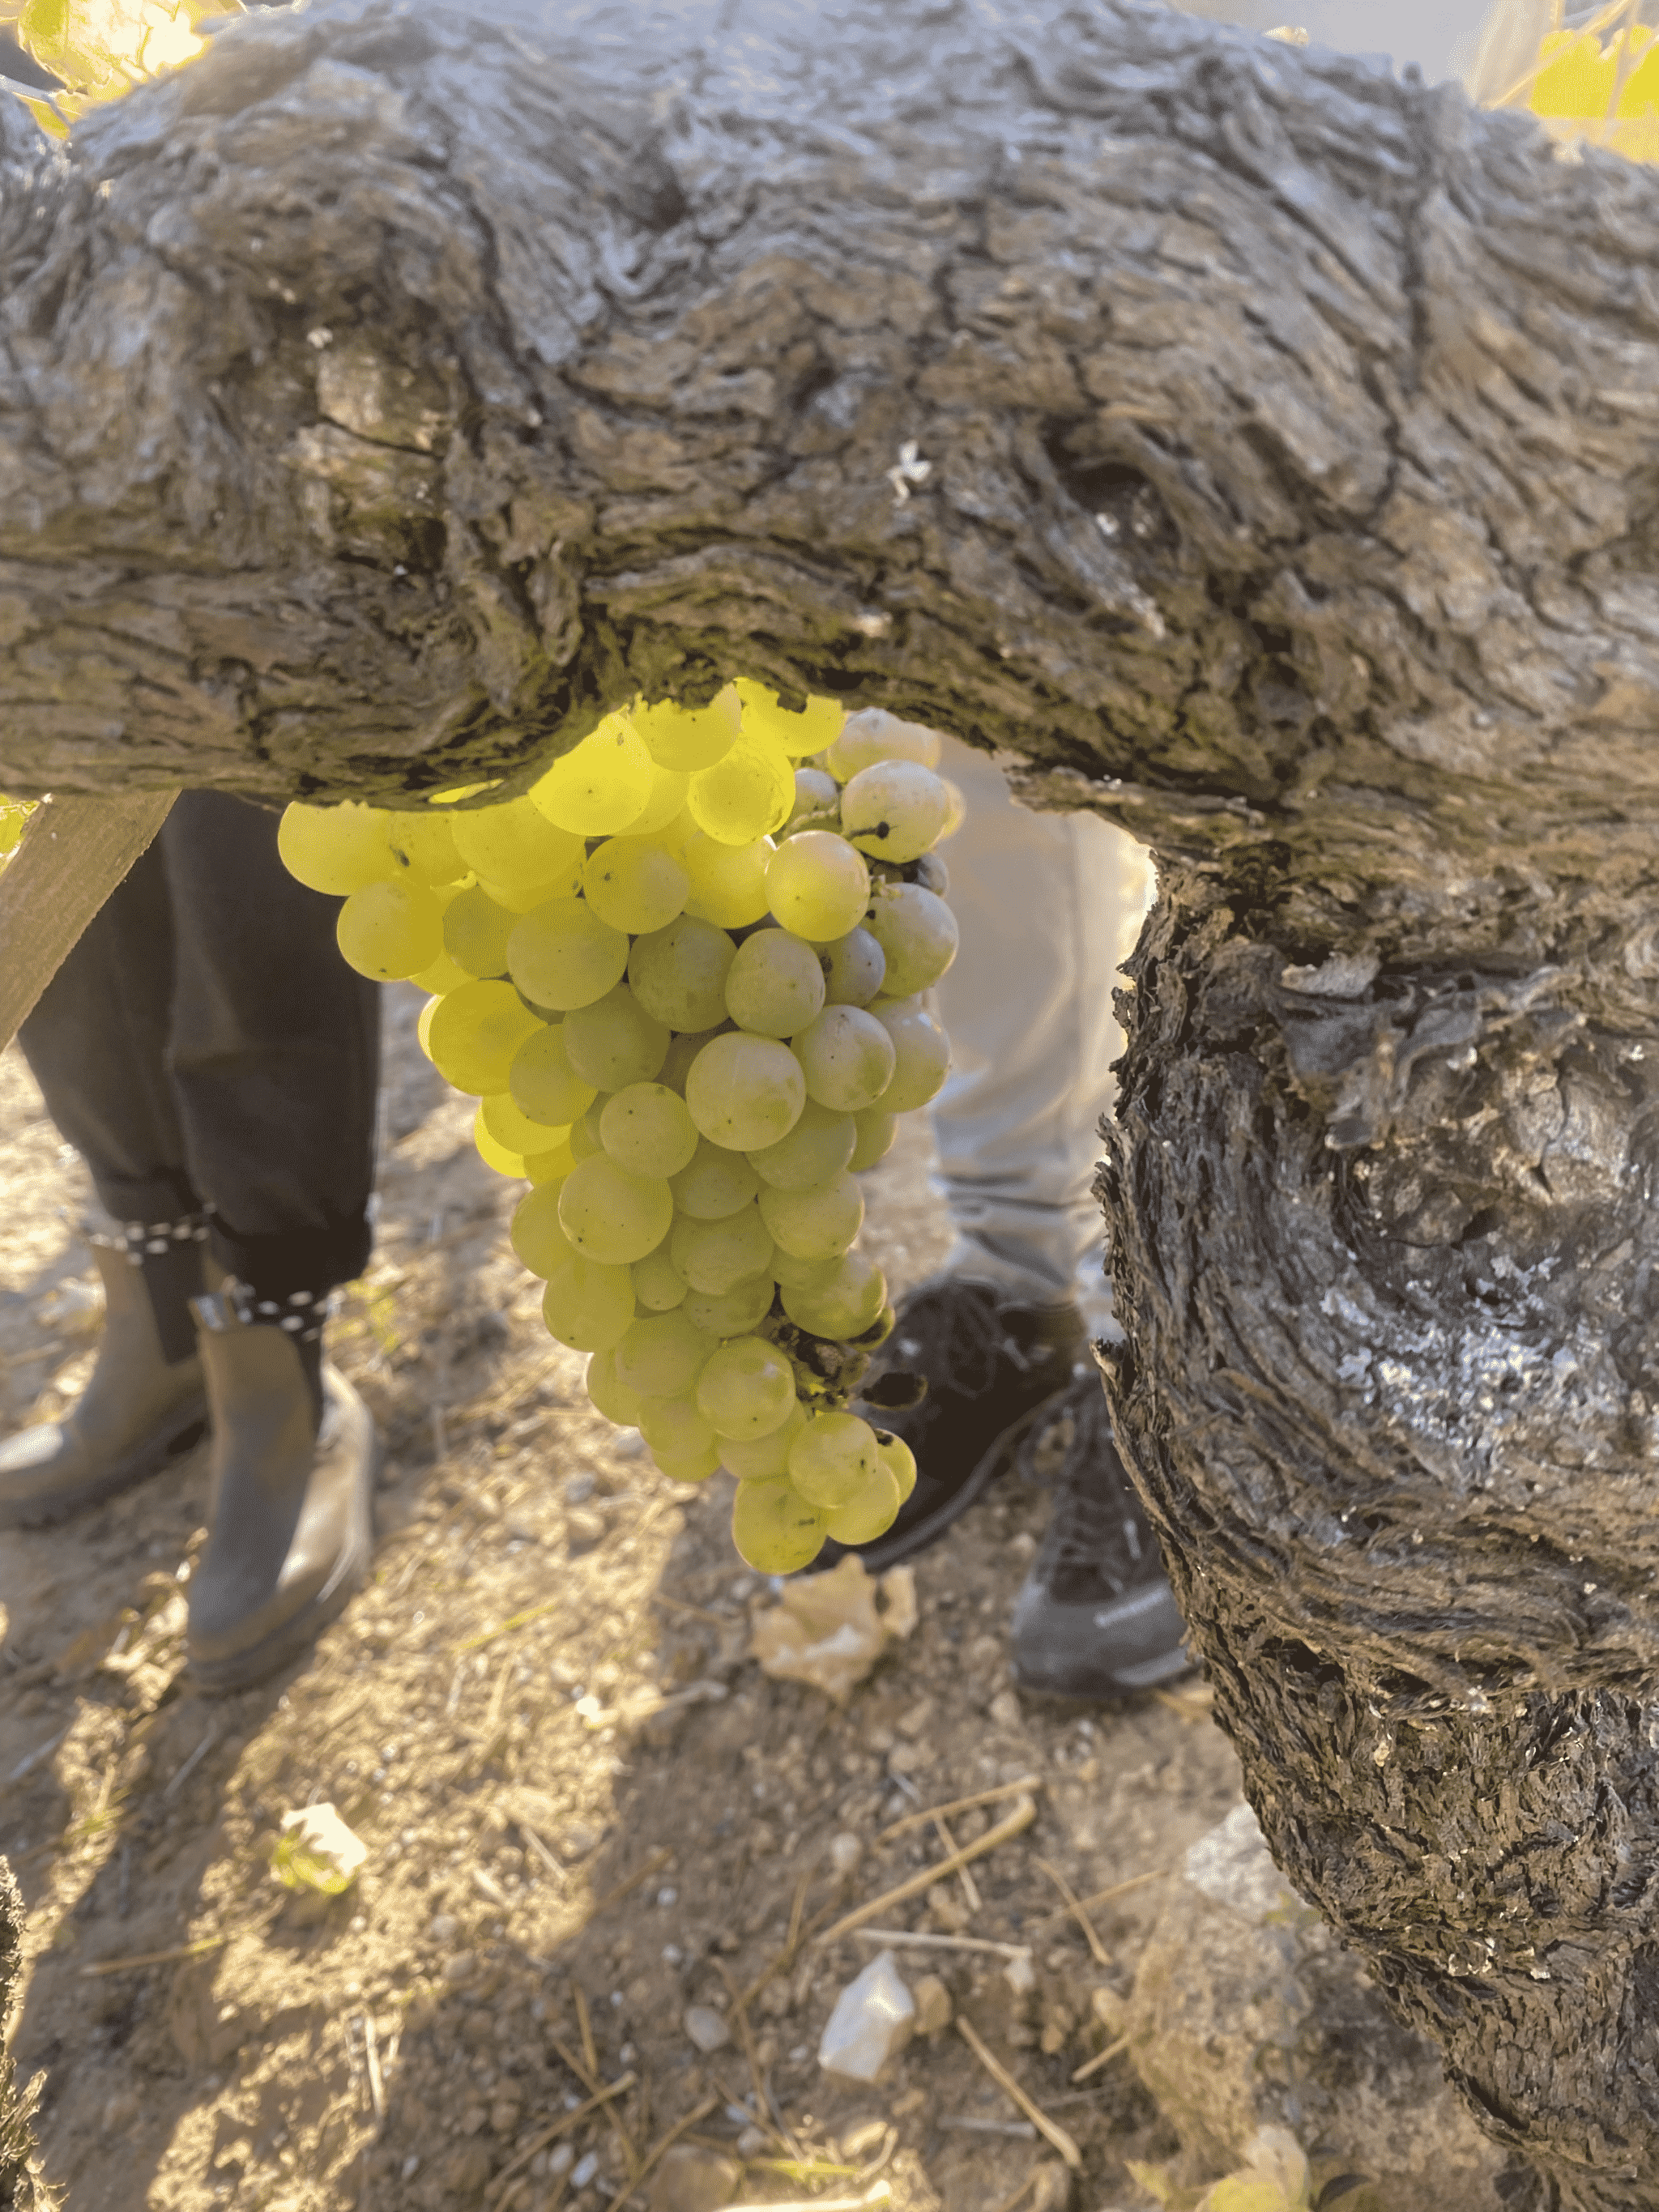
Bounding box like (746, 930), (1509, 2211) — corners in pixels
(817, 1950), (915, 2082)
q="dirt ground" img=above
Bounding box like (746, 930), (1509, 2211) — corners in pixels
(0, 982), (1244, 2212)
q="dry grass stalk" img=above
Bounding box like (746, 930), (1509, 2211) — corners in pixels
(849, 1929), (1030, 1960)
(1034, 1857), (1111, 1968)
(956, 2018), (1081, 2170)
(991, 2166), (1040, 2212)
(815, 1795), (1038, 1949)
(582, 1847), (673, 1927)
(1071, 2030), (1134, 2085)
(935, 1813), (981, 1914)
(601, 2094), (719, 2210)
(559, 1990), (639, 2178)
(874, 1775), (1043, 1844)
(482, 2072), (638, 2207)
(1074, 1868), (1166, 1913)
(80, 1933), (228, 1977)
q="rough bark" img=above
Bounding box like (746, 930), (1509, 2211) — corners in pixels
(1, 2), (1657, 2201)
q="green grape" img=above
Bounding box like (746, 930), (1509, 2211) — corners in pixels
(732, 678), (846, 757)
(629, 915), (737, 1031)
(654, 1442), (723, 1482)
(569, 1101), (608, 1161)
(748, 1098), (855, 1191)
(670, 1139), (760, 1220)
(912, 850), (950, 896)
(686, 1034), (806, 1152)
(937, 776), (966, 840)
(481, 858), (586, 911)
(632, 1247), (689, 1312)
(657, 1026), (727, 1097)
(526, 1135), (575, 1187)
(681, 832), (774, 928)
(758, 1171), (864, 1260)
(688, 735), (795, 846)
(779, 1250), (886, 1339)
(586, 1347), (645, 1428)
(722, 1400), (806, 1480)
(409, 948), (474, 996)
(875, 1429), (918, 1506)
(278, 801), (394, 894)
(766, 831), (869, 942)
(694, 1336), (796, 1440)
(682, 1273), (776, 1336)
(872, 996), (952, 1112)
(731, 1477), (829, 1575)
(336, 880), (444, 980)
(510, 1182), (574, 1276)
(770, 1247), (837, 1294)
(582, 837), (689, 935)
(791, 1006), (895, 1113)
(614, 1311), (719, 1399)
(427, 981), (546, 1094)
(819, 927), (885, 1007)
(510, 1022), (598, 1127)
(849, 1108), (898, 1170)
(452, 796), (586, 893)
(638, 1393), (719, 1462)
(823, 1464), (902, 1546)
(508, 897), (631, 1012)
(443, 884), (518, 978)
(473, 1108), (531, 1180)
(670, 1203), (775, 1294)
(557, 1153), (674, 1265)
(482, 1089), (569, 1157)
(384, 810), (465, 884)
(563, 984), (672, 1091)
(601, 1083), (699, 1178)
(627, 764), (693, 836)
(786, 766), (840, 830)
(825, 708), (943, 781)
(839, 760), (952, 863)
(542, 1256), (635, 1352)
(529, 714), (654, 834)
(787, 1410), (880, 1509)
(723, 929), (825, 1038)
(864, 884), (958, 996)
(631, 688), (742, 771)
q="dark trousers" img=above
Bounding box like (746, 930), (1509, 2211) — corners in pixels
(20, 793), (381, 1323)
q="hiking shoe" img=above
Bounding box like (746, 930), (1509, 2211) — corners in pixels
(812, 1275), (1086, 1574)
(1009, 1371), (1192, 1696)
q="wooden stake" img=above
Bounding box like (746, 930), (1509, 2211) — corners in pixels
(814, 1796), (1038, 1949)
(956, 2018), (1082, 2170)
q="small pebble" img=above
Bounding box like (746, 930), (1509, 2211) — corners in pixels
(827, 1832), (863, 1877)
(442, 1950), (478, 1985)
(428, 1913), (458, 1943)
(572, 2150), (600, 2186)
(549, 2143), (575, 2174)
(683, 2003), (731, 2054)
(565, 1471), (597, 1504)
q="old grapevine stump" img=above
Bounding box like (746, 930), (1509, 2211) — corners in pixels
(2, 1), (1657, 2198)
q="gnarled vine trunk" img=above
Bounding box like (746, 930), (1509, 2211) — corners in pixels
(2, 2), (1657, 2199)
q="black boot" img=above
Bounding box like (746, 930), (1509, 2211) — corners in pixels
(186, 1285), (377, 1694)
(0, 1231), (209, 1529)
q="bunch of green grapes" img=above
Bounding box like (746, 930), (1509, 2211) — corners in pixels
(276, 685), (962, 1575)
(0, 793), (36, 869)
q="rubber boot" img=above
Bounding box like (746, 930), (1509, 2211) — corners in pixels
(186, 1289), (377, 1694)
(0, 1240), (209, 1529)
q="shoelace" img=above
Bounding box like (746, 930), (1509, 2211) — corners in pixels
(1018, 1375), (1151, 1596)
(873, 1277), (1034, 1406)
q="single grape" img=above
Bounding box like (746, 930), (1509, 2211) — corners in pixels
(510, 1182), (574, 1276)
(336, 880), (444, 980)
(779, 1250), (887, 1339)
(825, 708), (943, 781)
(864, 884), (958, 996)
(723, 929), (825, 1037)
(937, 776), (966, 840)
(631, 688), (742, 771)
(428, 981), (546, 1094)
(817, 926), (885, 1007)
(848, 1107), (898, 1170)
(670, 1140), (761, 1220)
(872, 996), (951, 1112)
(443, 884), (518, 978)
(653, 1442), (723, 1482)
(601, 1083), (698, 1178)
(629, 915), (737, 1031)
(656, 1025), (727, 1098)
(694, 1336), (796, 1440)
(586, 1347), (645, 1428)
(685, 1034), (807, 1152)
(838, 759), (952, 863)
(758, 1171), (864, 1260)
(558, 1154), (674, 1265)
(786, 766), (840, 830)
(911, 850), (949, 896)
(791, 1005), (895, 1113)
(670, 1202), (775, 1294)
(875, 1429), (918, 1506)
(627, 764), (693, 837)
(582, 837), (689, 936)
(452, 796), (586, 892)
(732, 678), (846, 757)
(409, 948), (474, 996)
(681, 832), (774, 928)
(632, 1246), (689, 1312)
(384, 811), (465, 884)
(507, 897), (630, 1011)
(542, 1257), (634, 1352)
(748, 1098), (856, 1191)
(687, 735), (795, 845)
(510, 1022), (598, 1127)
(525, 1134), (575, 1187)
(278, 801), (394, 894)
(569, 1099), (608, 1161)
(529, 714), (653, 834)
(823, 1464), (902, 1545)
(766, 830), (869, 942)
(473, 1108), (528, 1180)
(480, 857), (586, 911)
(787, 1410), (880, 1509)
(638, 1393), (719, 1462)
(770, 1247), (838, 1294)
(682, 1273), (776, 1336)
(482, 1088), (569, 1157)
(722, 1400), (806, 1480)
(563, 984), (671, 1091)
(614, 1310), (719, 1399)
(731, 1477), (829, 1575)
